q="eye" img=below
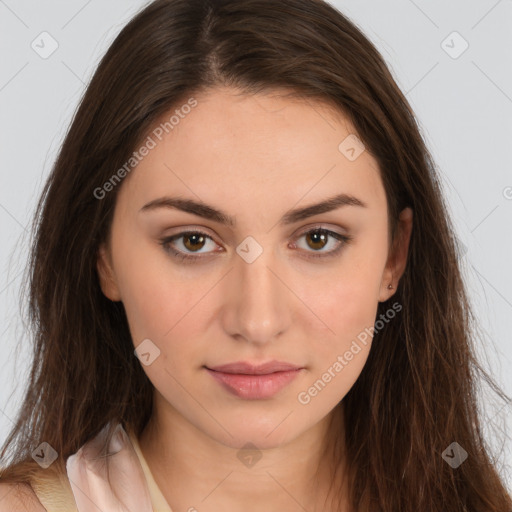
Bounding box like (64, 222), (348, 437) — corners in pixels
(159, 225), (352, 264)
(160, 230), (219, 263)
(291, 226), (352, 260)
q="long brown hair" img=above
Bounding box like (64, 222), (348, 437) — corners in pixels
(1, 0), (510, 510)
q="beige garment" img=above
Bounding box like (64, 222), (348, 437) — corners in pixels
(30, 423), (173, 512)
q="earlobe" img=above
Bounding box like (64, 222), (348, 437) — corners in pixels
(378, 207), (413, 302)
(96, 244), (122, 301)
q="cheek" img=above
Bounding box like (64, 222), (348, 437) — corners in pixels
(111, 221), (197, 337)
(316, 243), (387, 330)
(293, 282), (379, 413)
(115, 264), (202, 400)
(301, 233), (388, 378)
(111, 237), (218, 385)
(117, 265), (199, 353)
(304, 275), (379, 370)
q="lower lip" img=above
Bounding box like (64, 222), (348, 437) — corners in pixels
(205, 368), (302, 399)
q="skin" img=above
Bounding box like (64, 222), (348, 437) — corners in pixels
(97, 86), (413, 512)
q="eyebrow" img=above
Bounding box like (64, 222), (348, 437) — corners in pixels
(139, 192), (367, 227)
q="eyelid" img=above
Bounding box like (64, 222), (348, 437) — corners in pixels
(160, 225), (221, 245)
(293, 222), (349, 238)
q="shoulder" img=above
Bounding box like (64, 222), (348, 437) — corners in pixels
(0, 482), (47, 511)
(0, 464), (78, 512)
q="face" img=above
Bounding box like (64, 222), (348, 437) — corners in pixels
(97, 86), (412, 450)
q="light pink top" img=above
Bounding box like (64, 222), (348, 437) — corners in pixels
(65, 423), (173, 512)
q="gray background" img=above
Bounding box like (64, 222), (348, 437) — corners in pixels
(1, 0), (511, 493)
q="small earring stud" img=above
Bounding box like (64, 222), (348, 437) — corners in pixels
(387, 284), (393, 290)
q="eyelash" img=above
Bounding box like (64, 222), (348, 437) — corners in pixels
(159, 226), (353, 264)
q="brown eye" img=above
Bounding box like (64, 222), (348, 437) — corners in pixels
(160, 226), (352, 265)
(160, 230), (219, 263)
(182, 233), (207, 252)
(293, 227), (352, 260)
(304, 230), (329, 251)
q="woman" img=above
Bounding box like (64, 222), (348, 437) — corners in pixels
(0, 0), (510, 511)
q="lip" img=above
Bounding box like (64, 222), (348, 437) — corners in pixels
(205, 361), (304, 400)
(208, 360), (303, 375)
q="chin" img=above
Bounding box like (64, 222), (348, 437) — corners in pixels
(206, 411), (303, 450)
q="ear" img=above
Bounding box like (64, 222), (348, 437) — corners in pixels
(378, 207), (413, 302)
(96, 243), (122, 301)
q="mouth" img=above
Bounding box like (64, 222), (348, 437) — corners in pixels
(204, 360), (305, 399)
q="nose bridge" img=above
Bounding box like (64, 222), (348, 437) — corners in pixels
(223, 243), (290, 345)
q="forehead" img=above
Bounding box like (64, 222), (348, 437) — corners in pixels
(118, 86), (385, 216)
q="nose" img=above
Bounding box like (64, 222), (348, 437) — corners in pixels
(220, 249), (291, 346)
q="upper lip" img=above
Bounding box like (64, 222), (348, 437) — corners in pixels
(206, 360), (303, 375)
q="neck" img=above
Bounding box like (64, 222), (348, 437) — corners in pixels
(138, 393), (349, 512)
